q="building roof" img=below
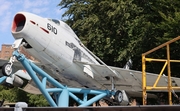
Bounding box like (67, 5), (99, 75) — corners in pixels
(2, 44), (12, 46)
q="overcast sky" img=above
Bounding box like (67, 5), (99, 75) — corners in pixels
(0, 0), (64, 49)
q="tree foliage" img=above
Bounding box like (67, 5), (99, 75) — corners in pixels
(134, 0), (180, 74)
(27, 94), (49, 107)
(0, 85), (48, 107)
(59, 0), (147, 68)
(0, 86), (27, 102)
(59, 0), (180, 74)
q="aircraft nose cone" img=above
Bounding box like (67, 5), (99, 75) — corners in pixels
(12, 13), (26, 32)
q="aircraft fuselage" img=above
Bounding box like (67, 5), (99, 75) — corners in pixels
(11, 12), (105, 89)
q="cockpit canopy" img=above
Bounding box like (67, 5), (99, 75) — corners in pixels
(47, 18), (81, 42)
(48, 19), (60, 25)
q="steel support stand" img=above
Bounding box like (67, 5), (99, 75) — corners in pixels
(12, 50), (112, 107)
(0, 76), (7, 84)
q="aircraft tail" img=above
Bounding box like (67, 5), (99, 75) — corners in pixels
(123, 59), (133, 70)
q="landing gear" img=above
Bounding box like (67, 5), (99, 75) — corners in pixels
(2, 38), (24, 76)
(110, 77), (123, 103)
(2, 56), (15, 76)
(2, 63), (13, 76)
(114, 90), (123, 103)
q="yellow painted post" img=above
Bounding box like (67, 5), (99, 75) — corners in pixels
(167, 44), (172, 105)
(142, 55), (147, 105)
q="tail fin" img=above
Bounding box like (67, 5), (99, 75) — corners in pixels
(123, 59), (133, 69)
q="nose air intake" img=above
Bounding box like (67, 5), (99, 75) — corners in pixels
(12, 13), (26, 32)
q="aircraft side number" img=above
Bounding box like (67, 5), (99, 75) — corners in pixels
(47, 23), (57, 34)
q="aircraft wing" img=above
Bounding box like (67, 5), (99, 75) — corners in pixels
(74, 61), (180, 94)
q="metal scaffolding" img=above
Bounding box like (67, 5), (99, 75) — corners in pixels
(142, 36), (180, 105)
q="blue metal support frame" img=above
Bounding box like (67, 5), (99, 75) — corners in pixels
(0, 76), (7, 84)
(11, 50), (113, 107)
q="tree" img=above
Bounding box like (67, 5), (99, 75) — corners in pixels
(59, 0), (146, 68)
(134, 0), (180, 74)
(27, 94), (49, 107)
(59, 0), (180, 75)
(0, 86), (28, 103)
(0, 85), (48, 106)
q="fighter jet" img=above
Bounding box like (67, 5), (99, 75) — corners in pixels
(0, 12), (180, 106)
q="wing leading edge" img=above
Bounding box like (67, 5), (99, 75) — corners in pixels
(74, 61), (180, 93)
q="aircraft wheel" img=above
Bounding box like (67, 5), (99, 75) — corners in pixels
(2, 63), (13, 76)
(114, 90), (123, 103)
